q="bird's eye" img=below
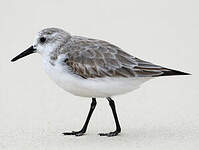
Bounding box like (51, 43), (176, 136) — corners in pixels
(40, 37), (46, 43)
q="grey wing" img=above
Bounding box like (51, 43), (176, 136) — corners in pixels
(64, 37), (173, 79)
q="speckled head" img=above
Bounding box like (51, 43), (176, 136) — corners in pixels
(11, 28), (71, 62)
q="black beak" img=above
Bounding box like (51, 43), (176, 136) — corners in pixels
(11, 46), (36, 62)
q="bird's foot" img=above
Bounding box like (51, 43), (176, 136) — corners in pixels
(98, 130), (120, 137)
(63, 130), (85, 136)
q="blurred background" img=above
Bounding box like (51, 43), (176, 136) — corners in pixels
(0, 0), (198, 149)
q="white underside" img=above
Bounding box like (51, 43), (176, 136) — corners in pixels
(42, 56), (151, 98)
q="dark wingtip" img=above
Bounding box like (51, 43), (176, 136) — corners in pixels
(161, 69), (191, 76)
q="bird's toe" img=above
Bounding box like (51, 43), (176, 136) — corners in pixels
(98, 131), (120, 137)
(63, 130), (85, 136)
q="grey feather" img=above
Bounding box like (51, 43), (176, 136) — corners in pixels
(49, 35), (171, 79)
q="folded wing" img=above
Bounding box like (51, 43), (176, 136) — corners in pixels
(63, 37), (189, 79)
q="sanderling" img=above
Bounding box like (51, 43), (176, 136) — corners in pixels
(11, 28), (190, 137)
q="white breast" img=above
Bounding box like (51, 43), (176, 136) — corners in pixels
(42, 57), (151, 98)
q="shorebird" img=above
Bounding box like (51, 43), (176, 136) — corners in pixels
(11, 28), (190, 137)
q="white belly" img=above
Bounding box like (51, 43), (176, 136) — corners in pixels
(43, 59), (151, 98)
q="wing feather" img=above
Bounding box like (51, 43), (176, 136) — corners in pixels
(62, 36), (171, 79)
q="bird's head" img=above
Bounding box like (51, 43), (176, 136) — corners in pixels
(11, 28), (71, 62)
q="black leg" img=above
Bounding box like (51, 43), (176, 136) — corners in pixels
(99, 97), (121, 137)
(63, 98), (97, 136)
